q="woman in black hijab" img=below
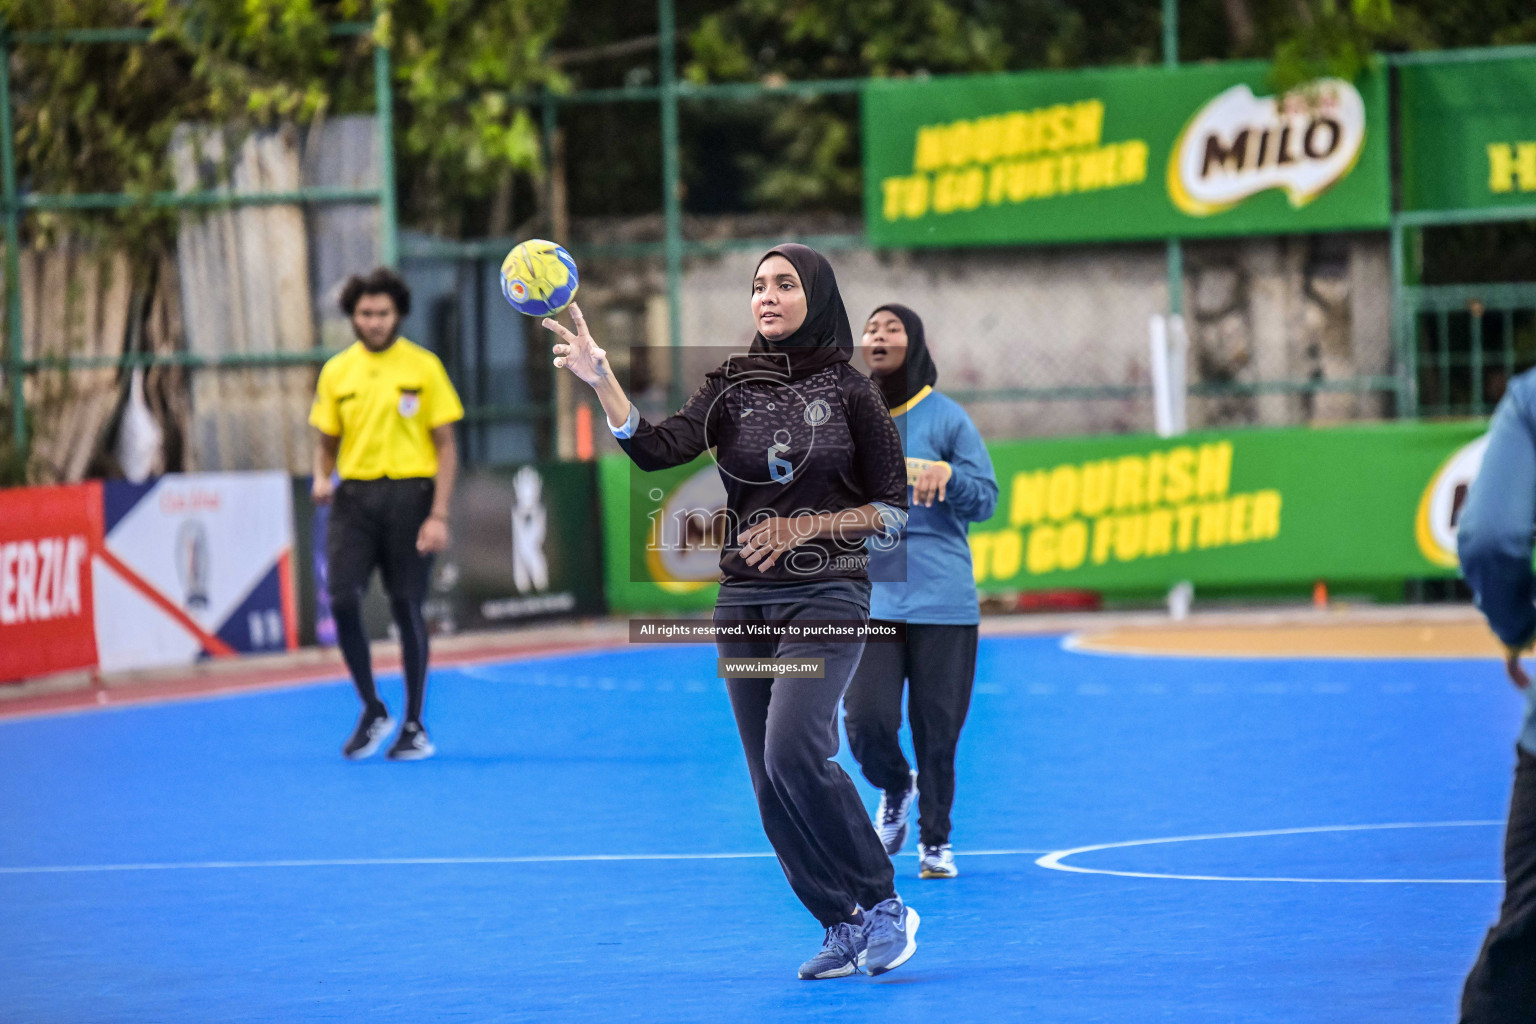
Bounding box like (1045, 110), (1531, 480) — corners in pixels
(543, 244), (920, 979)
(846, 304), (999, 882)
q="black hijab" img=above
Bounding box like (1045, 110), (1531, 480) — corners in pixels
(866, 303), (938, 411)
(712, 243), (853, 383)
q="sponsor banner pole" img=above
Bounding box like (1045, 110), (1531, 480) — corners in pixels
(1149, 314), (1175, 438)
(1163, 0), (1184, 327)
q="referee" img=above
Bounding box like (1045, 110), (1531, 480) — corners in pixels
(310, 268), (464, 761)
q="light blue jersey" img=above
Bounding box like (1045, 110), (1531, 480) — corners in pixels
(868, 387), (999, 625)
(1456, 367), (1536, 756)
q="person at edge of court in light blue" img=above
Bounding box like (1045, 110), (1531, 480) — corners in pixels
(1454, 365), (1536, 1024)
(843, 304), (999, 881)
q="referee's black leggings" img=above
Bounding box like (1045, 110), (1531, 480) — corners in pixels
(843, 621), (978, 848)
(326, 478), (435, 724)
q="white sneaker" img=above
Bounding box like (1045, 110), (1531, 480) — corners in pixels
(874, 770), (918, 855)
(919, 843), (957, 879)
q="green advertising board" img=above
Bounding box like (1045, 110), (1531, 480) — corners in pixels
(1399, 59), (1536, 213)
(863, 60), (1389, 248)
(602, 422), (1487, 608)
(599, 454), (719, 614)
(440, 462), (607, 628)
(969, 421), (1485, 592)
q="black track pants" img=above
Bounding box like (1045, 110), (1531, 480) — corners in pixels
(716, 597), (897, 929)
(843, 621), (978, 848)
(1461, 746), (1536, 1023)
(326, 477), (434, 722)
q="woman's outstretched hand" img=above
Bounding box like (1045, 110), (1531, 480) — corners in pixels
(544, 303), (609, 386)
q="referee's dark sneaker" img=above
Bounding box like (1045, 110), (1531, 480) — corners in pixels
(386, 721), (436, 761)
(342, 703), (394, 760)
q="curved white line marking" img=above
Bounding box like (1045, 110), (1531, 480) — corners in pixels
(1035, 820), (1504, 883)
(0, 848), (1051, 876)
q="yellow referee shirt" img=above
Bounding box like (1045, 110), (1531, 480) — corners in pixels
(309, 338), (465, 480)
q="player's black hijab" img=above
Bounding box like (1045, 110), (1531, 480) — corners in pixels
(714, 243), (853, 383)
(866, 303), (938, 411)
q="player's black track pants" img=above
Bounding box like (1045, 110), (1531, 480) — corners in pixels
(715, 595), (897, 929)
(326, 477), (435, 723)
(1461, 745), (1536, 1023)
(843, 621), (978, 849)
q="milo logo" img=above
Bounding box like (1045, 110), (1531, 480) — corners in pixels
(643, 465), (729, 592)
(1168, 78), (1366, 216)
(1415, 435), (1489, 569)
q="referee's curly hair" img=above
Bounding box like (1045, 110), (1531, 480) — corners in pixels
(339, 267), (412, 318)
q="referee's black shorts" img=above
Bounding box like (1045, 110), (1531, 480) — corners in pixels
(326, 477), (436, 604)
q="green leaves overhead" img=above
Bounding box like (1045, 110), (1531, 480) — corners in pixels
(1, 0), (565, 245)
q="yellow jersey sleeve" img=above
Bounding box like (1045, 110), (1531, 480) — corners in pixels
(425, 355), (465, 428)
(309, 360), (342, 436)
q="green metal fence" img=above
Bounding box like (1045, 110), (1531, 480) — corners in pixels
(1405, 283), (1536, 417)
(6, 3), (1536, 474)
(1388, 44), (1536, 420)
(0, 16), (397, 452)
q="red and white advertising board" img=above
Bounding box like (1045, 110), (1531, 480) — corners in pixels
(0, 482), (104, 681)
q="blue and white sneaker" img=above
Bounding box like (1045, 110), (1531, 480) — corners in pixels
(919, 843), (958, 879)
(862, 897), (919, 976)
(798, 922), (867, 980)
(874, 770), (918, 855)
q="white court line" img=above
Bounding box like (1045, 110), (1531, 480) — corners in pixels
(0, 848), (1050, 876)
(1035, 820), (1505, 883)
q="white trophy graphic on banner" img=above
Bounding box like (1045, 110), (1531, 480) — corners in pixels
(511, 466), (549, 594)
(175, 519), (211, 610)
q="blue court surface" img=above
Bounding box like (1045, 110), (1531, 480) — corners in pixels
(1, 633), (1527, 1023)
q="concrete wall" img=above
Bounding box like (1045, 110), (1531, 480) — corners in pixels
(655, 232), (1392, 440)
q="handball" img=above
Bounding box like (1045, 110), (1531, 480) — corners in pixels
(500, 239), (579, 317)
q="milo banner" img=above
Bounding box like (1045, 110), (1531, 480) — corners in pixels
(602, 422), (1486, 609)
(599, 454), (721, 615)
(1399, 59), (1536, 213)
(970, 422), (1484, 591)
(863, 60), (1389, 247)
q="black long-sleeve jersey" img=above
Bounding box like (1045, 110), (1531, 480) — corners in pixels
(618, 361), (908, 585)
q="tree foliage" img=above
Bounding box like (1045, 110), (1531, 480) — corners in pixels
(0, 0), (566, 246)
(7, 0), (1536, 233)
(678, 0), (1536, 213)
(388, 0), (566, 235)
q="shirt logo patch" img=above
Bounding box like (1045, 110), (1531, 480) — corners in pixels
(767, 435), (794, 484)
(803, 398), (831, 426)
(398, 390), (421, 418)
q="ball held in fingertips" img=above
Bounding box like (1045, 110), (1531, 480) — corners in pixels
(501, 239), (579, 316)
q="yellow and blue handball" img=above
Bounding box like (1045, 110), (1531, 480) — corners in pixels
(500, 239), (579, 317)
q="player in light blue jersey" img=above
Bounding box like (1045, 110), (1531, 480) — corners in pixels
(845, 304), (999, 879)
(1454, 365), (1536, 1022)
